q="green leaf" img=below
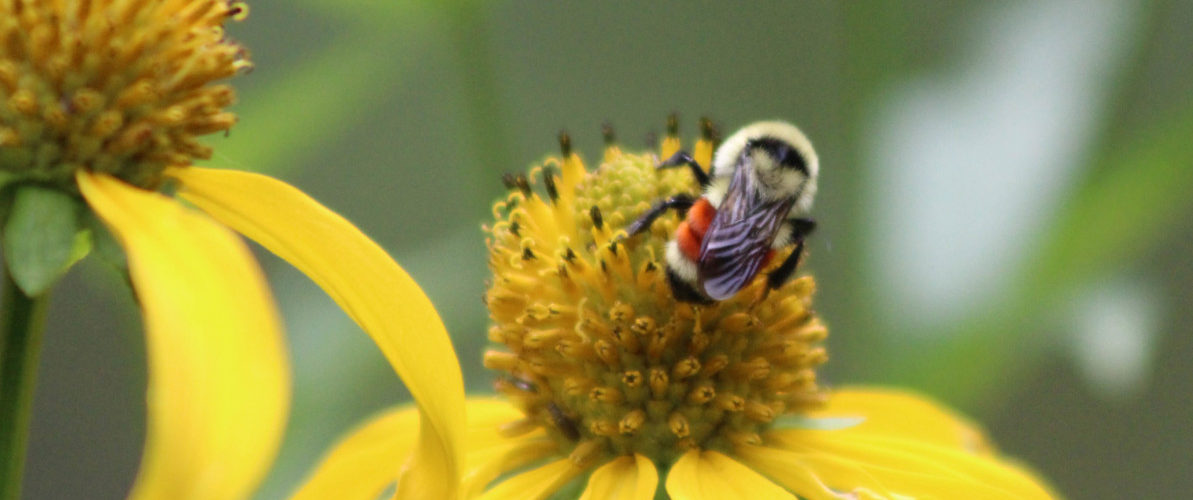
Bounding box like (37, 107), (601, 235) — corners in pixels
(2, 186), (91, 296)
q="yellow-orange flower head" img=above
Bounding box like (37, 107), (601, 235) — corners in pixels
(483, 117), (830, 468)
(0, 0), (251, 189)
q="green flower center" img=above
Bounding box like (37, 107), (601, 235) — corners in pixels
(0, 0), (250, 190)
(483, 127), (829, 468)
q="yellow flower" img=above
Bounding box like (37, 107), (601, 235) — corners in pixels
(0, 2), (463, 499)
(293, 118), (1057, 499)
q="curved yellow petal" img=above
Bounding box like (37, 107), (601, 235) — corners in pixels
(760, 429), (1056, 499)
(665, 450), (795, 500)
(463, 398), (536, 451)
(580, 454), (657, 500)
(730, 445), (857, 500)
(462, 438), (558, 499)
(170, 166), (464, 498)
(477, 458), (587, 500)
(77, 171), (289, 500)
(292, 406), (421, 500)
(811, 387), (991, 453)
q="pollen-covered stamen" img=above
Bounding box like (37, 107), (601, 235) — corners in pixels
(484, 121), (828, 468)
(661, 113), (681, 158)
(0, 0), (252, 189)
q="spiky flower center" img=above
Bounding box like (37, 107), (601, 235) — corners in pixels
(483, 124), (829, 468)
(0, 0), (250, 189)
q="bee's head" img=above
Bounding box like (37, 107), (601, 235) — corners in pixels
(712, 121), (819, 212)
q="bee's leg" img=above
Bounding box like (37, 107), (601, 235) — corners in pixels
(766, 218), (816, 291)
(657, 151), (711, 188)
(624, 194), (695, 237)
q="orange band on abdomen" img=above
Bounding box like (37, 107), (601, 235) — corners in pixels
(676, 221), (702, 262)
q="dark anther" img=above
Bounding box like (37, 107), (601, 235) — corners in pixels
(590, 206), (604, 229)
(666, 113), (679, 137)
(700, 116), (721, 145)
(227, 1), (249, 20)
(501, 172), (518, 190)
(564, 247), (577, 262)
(522, 247), (537, 261)
(542, 168), (559, 203)
(508, 221), (520, 236)
(558, 130), (573, 157)
(513, 174), (532, 196)
(602, 121), (616, 145)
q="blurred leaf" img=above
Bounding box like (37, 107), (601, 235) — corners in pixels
(207, 24), (431, 176)
(2, 186), (90, 296)
(1020, 106), (1193, 297)
(875, 102), (1193, 407)
(291, 0), (432, 29)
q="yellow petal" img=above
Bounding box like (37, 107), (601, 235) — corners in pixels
(170, 166), (464, 497)
(293, 398), (547, 500)
(457, 398), (558, 498)
(580, 454), (658, 500)
(760, 429), (1056, 499)
(77, 171), (289, 500)
(463, 397), (539, 452)
(456, 398), (555, 498)
(665, 450), (795, 500)
(730, 445), (857, 500)
(811, 387), (991, 453)
(477, 458), (587, 500)
(291, 406), (421, 500)
(462, 439), (558, 499)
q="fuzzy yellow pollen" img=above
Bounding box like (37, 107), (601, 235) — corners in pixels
(484, 121), (830, 468)
(0, 0), (251, 189)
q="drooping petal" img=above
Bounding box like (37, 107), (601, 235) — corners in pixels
(665, 450), (795, 500)
(809, 387), (991, 452)
(77, 171), (289, 500)
(461, 439), (558, 499)
(753, 428), (1055, 499)
(477, 458), (588, 500)
(463, 398), (540, 452)
(293, 399), (550, 500)
(291, 406), (421, 500)
(170, 166), (464, 498)
(580, 454), (657, 500)
(459, 398), (557, 498)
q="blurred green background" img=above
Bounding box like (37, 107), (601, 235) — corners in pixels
(21, 0), (1193, 498)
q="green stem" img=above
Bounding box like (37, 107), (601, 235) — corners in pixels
(0, 272), (49, 500)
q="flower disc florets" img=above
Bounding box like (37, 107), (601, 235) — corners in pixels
(483, 120), (830, 468)
(0, 0), (251, 189)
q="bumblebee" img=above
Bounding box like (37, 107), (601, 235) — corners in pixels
(626, 121), (818, 303)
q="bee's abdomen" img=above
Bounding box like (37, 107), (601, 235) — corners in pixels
(675, 198), (715, 262)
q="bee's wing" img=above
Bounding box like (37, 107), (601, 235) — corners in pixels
(697, 167), (793, 300)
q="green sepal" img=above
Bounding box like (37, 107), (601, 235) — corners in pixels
(2, 185), (92, 297)
(771, 415), (866, 431)
(82, 208), (127, 271)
